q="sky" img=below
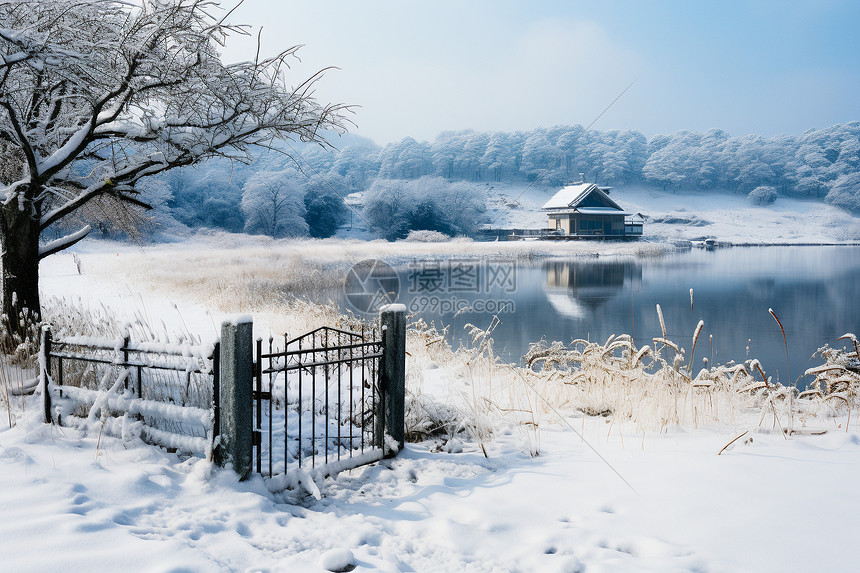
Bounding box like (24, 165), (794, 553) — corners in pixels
(220, 0), (860, 145)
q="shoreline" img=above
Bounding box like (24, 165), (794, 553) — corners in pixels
(68, 233), (860, 267)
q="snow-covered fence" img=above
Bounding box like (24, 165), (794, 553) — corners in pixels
(38, 307), (407, 487)
(39, 327), (219, 457)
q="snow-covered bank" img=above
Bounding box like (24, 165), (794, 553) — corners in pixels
(484, 182), (860, 244)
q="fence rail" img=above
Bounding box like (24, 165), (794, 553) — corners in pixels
(40, 327), (219, 457)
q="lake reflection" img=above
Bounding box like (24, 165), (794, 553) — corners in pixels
(545, 259), (642, 318)
(373, 246), (859, 387)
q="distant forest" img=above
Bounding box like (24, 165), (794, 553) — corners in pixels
(70, 122), (860, 241)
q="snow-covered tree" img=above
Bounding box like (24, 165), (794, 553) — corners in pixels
(481, 131), (518, 182)
(0, 0), (346, 334)
(304, 190), (347, 238)
(362, 179), (412, 240)
(521, 131), (557, 182)
(431, 131), (468, 179)
(378, 137), (432, 179)
(362, 177), (487, 240)
(329, 142), (380, 191)
(748, 185), (778, 206)
(163, 163), (244, 231)
(241, 170), (308, 238)
(825, 172), (860, 213)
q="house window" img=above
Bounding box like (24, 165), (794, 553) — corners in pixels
(578, 218), (601, 232)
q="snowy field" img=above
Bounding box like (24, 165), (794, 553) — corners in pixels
(1, 233), (859, 572)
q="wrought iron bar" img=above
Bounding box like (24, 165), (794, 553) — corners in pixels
(268, 336), (273, 478)
(284, 332), (290, 473)
(324, 328), (329, 465)
(255, 337), (262, 476)
(337, 330), (342, 461)
(311, 338), (316, 469)
(298, 336), (303, 469)
(361, 323), (366, 452)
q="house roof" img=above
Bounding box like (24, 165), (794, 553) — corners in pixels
(542, 183), (624, 211)
(542, 183), (592, 209)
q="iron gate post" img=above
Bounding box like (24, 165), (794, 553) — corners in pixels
(380, 304), (407, 456)
(215, 317), (254, 479)
(39, 325), (52, 423)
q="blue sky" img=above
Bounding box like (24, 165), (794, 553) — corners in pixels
(221, 0), (860, 144)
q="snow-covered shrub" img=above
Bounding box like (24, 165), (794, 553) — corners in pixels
(748, 186), (778, 205)
(404, 230), (451, 242)
(404, 390), (463, 442)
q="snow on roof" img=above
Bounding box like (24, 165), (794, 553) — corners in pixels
(573, 207), (632, 216)
(542, 183), (594, 210)
(542, 183), (624, 212)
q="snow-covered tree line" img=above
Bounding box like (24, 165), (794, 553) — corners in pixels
(366, 123), (860, 211)
(127, 160), (348, 239)
(138, 121), (860, 239)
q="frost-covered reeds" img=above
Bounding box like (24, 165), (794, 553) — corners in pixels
(404, 317), (544, 455)
(404, 308), (860, 449)
(523, 330), (761, 431)
(0, 307), (40, 427)
(88, 236), (663, 305)
(801, 334), (860, 420)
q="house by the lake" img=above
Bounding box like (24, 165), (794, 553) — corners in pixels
(542, 183), (643, 239)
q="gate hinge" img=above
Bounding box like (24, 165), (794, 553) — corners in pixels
(252, 430), (261, 447)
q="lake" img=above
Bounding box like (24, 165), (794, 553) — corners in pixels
(340, 246), (860, 387)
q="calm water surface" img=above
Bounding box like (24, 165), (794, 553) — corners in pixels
(339, 246), (860, 387)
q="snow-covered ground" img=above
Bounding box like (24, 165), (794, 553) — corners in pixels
(5, 408), (860, 572)
(1, 241), (858, 572)
(484, 183), (860, 244)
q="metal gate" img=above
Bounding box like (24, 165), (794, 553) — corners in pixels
(252, 326), (385, 478)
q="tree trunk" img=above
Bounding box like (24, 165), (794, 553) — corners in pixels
(0, 203), (41, 341)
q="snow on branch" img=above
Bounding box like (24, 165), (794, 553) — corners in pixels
(38, 225), (91, 259)
(0, 0), (348, 236)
